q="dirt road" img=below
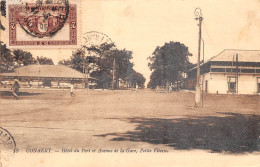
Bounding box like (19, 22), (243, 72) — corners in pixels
(1, 88), (260, 166)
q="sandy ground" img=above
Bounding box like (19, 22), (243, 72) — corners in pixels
(0, 88), (260, 167)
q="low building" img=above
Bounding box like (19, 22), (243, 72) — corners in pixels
(186, 50), (260, 94)
(0, 65), (94, 89)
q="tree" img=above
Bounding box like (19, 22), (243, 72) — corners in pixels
(1, 42), (42, 72)
(59, 47), (89, 73)
(0, 0), (6, 31)
(13, 49), (37, 66)
(58, 59), (72, 67)
(88, 48), (134, 89)
(37, 56), (54, 65)
(128, 70), (146, 88)
(59, 43), (135, 89)
(84, 42), (115, 58)
(0, 41), (14, 72)
(90, 70), (112, 89)
(148, 41), (192, 89)
(102, 49), (134, 88)
(147, 69), (162, 89)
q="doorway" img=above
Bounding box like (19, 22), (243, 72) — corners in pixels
(227, 77), (236, 93)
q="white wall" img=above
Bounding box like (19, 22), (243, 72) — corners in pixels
(238, 75), (258, 94)
(201, 73), (260, 94)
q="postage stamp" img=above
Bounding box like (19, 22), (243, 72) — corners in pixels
(6, 0), (81, 48)
(0, 127), (16, 167)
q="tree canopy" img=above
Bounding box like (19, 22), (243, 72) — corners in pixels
(0, 41), (14, 72)
(58, 43), (146, 89)
(13, 49), (37, 66)
(128, 70), (146, 88)
(0, 0), (6, 30)
(0, 42), (54, 72)
(37, 56), (54, 65)
(147, 41), (193, 89)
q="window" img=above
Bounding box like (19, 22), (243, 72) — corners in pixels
(241, 69), (255, 73)
(211, 68), (226, 72)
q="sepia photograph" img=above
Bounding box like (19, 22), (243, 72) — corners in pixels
(0, 0), (260, 166)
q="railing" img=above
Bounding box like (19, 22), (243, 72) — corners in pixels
(210, 65), (260, 74)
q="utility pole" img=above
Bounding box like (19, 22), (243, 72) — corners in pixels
(86, 64), (89, 89)
(194, 8), (203, 107)
(82, 64), (85, 88)
(202, 39), (204, 64)
(236, 54), (238, 94)
(201, 38), (204, 108)
(112, 58), (115, 90)
(83, 63), (89, 89)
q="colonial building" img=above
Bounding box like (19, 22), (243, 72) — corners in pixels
(186, 50), (260, 94)
(0, 65), (94, 89)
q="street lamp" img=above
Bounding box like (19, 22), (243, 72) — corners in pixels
(201, 38), (204, 108)
(201, 38), (204, 64)
(194, 8), (203, 107)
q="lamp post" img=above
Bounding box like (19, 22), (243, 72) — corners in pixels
(194, 8), (203, 107)
(201, 38), (204, 64)
(201, 38), (204, 108)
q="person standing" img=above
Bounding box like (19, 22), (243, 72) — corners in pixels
(135, 84), (138, 92)
(156, 85), (159, 93)
(70, 84), (75, 97)
(11, 80), (20, 99)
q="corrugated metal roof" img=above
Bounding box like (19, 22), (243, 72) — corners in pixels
(1, 65), (92, 79)
(208, 49), (260, 62)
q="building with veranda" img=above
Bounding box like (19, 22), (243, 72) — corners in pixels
(186, 50), (260, 95)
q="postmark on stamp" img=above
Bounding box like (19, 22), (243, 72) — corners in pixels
(6, 0), (81, 48)
(0, 127), (16, 167)
(82, 31), (114, 57)
(18, 0), (70, 38)
(83, 31), (113, 48)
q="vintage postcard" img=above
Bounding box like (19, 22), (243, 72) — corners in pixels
(0, 0), (260, 167)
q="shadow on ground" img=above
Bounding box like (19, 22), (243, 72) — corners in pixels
(96, 113), (260, 153)
(0, 91), (41, 97)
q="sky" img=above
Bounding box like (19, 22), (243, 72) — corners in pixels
(2, 0), (260, 84)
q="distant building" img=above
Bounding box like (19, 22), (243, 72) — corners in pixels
(186, 50), (260, 94)
(0, 65), (95, 89)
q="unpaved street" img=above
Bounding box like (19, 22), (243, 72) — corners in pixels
(1, 88), (260, 166)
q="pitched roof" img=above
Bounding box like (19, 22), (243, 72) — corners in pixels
(207, 49), (260, 62)
(1, 65), (91, 79)
(188, 49), (260, 72)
